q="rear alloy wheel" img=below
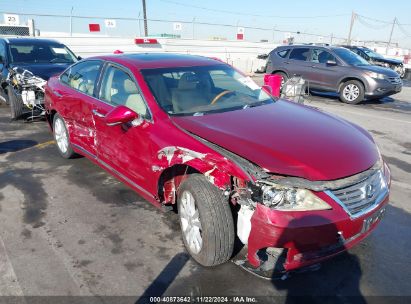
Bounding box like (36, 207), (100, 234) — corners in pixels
(273, 72), (288, 90)
(339, 80), (364, 104)
(177, 174), (234, 266)
(53, 114), (75, 159)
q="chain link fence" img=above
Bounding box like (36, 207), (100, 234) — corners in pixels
(0, 11), (349, 45)
(0, 25), (30, 36)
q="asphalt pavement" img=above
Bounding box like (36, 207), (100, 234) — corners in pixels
(0, 80), (410, 303)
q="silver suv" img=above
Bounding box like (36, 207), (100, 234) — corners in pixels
(266, 45), (402, 104)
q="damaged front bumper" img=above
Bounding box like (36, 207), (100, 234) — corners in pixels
(245, 195), (388, 272)
(234, 161), (391, 276)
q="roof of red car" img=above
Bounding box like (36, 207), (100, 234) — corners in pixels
(93, 53), (225, 69)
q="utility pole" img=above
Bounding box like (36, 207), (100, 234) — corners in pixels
(347, 11), (356, 45)
(70, 6), (73, 37)
(142, 0), (148, 37)
(192, 17), (196, 40)
(387, 17), (396, 54)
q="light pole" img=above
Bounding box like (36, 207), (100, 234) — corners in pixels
(347, 11), (356, 45)
(142, 0), (148, 37)
(138, 11), (141, 37)
(192, 17), (196, 40)
(70, 6), (73, 37)
(387, 18), (397, 55)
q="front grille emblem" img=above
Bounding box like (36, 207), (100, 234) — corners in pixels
(365, 184), (375, 199)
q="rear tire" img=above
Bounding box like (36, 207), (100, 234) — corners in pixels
(177, 174), (234, 266)
(53, 113), (76, 159)
(339, 80), (364, 104)
(8, 87), (24, 120)
(273, 72), (288, 90)
(0, 86), (10, 105)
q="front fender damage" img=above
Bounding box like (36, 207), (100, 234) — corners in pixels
(154, 146), (249, 204)
(153, 143), (333, 278)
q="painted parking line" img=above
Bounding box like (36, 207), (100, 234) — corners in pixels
(34, 140), (55, 149)
(0, 236), (24, 296)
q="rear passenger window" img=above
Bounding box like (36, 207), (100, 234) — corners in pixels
(289, 48), (310, 61)
(277, 49), (290, 58)
(61, 60), (101, 96)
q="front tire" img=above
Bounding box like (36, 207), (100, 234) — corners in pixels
(177, 174), (234, 266)
(53, 114), (75, 159)
(339, 80), (364, 104)
(8, 87), (24, 120)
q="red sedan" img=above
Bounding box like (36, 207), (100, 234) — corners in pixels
(44, 53), (390, 276)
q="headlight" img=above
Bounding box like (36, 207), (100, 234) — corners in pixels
(261, 185), (332, 211)
(366, 71), (386, 79)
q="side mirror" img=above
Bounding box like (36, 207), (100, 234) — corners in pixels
(263, 74), (282, 97)
(257, 54), (268, 60)
(104, 105), (138, 126)
(326, 60), (338, 66)
(77, 56), (83, 61)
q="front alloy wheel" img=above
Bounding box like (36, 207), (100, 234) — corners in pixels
(343, 84), (359, 101)
(340, 80), (364, 104)
(177, 174), (234, 266)
(180, 190), (203, 254)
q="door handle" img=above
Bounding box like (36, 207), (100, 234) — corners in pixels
(52, 90), (62, 97)
(284, 61), (290, 64)
(92, 109), (105, 118)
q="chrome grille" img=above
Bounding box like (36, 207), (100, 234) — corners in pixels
(330, 170), (388, 217)
(387, 77), (401, 85)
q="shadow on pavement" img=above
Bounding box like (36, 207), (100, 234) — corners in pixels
(309, 91), (396, 105)
(136, 252), (190, 304)
(0, 139), (38, 154)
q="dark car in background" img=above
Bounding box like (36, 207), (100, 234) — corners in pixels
(342, 45), (406, 78)
(266, 45), (402, 104)
(0, 38), (79, 119)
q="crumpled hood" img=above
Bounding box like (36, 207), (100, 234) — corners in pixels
(171, 101), (379, 181)
(372, 57), (403, 66)
(357, 64), (399, 77)
(10, 63), (70, 80)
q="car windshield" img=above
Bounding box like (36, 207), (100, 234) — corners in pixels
(141, 65), (275, 116)
(362, 48), (384, 59)
(335, 48), (370, 66)
(8, 42), (77, 64)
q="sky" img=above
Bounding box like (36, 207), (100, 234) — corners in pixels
(1, 0), (411, 47)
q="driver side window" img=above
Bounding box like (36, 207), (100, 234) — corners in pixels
(99, 65), (149, 118)
(311, 49), (336, 64)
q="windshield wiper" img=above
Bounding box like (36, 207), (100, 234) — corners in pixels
(242, 100), (271, 109)
(50, 58), (72, 63)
